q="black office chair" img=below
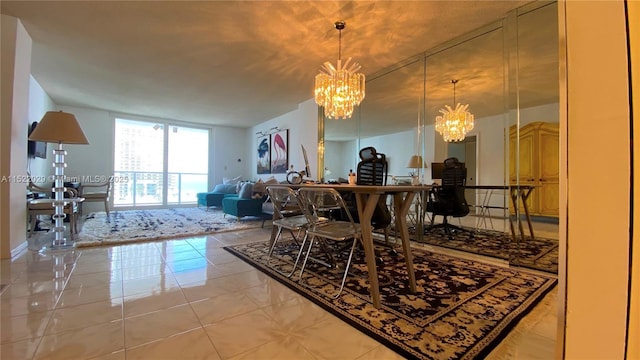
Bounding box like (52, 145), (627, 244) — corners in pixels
(425, 157), (474, 240)
(337, 147), (394, 260)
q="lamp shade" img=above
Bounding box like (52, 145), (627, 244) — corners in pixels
(407, 155), (426, 168)
(28, 111), (89, 144)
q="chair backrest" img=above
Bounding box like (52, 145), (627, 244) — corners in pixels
(354, 147), (392, 228)
(356, 147), (387, 186)
(297, 187), (356, 228)
(265, 185), (303, 219)
(431, 157), (469, 216)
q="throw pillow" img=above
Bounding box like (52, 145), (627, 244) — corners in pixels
(223, 175), (242, 185)
(252, 179), (266, 195)
(238, 182), (254, 199)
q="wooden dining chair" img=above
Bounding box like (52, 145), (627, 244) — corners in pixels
(79, 176), (112, 216)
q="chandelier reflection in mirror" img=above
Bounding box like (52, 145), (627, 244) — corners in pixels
(435, 79), (475, 142)
(314, 21), (365, 120)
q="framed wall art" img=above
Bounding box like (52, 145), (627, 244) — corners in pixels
(270, 129), (288, 173)
(257, 134), (271, 174)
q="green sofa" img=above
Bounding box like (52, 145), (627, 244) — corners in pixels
(221, 181), (270, 220)
(222, 195), (269, 220)
(196, 184), (237, 209)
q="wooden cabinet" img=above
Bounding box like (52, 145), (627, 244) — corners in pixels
(509, 122), (559, 217)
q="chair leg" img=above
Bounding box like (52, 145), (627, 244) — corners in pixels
(28, 214), (36, 237)
(298, 235), (358, 299)
(104, 201), (109, 216)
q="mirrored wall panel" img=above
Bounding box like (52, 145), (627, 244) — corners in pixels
(320, 1), (559, 274)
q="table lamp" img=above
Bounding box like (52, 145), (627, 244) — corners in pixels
(407, 155), (427, 185)
(28, 111), (89, 249)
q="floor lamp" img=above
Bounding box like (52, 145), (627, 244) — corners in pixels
(407, 155), (426, 185)
(28, 111), (89, 249)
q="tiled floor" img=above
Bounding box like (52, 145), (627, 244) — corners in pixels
(1, 221), (558, 360)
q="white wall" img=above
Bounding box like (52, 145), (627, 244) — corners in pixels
(0, 15), (32, 259)
(249, 99), (318, 183)
(27, 75), (56, 178)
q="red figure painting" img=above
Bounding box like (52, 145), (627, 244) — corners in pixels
(270, 130), (288, 173)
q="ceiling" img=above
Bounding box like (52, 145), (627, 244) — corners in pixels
(1, 1), (533, 129)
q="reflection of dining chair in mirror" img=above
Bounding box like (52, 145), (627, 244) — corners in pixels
(425, 157), (474, 240)
(79, 176), (112, 216)
(27, 180), (80, 238)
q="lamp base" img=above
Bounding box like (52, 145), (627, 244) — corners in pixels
(49, 243), (75, 252)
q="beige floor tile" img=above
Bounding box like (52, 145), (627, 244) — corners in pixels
(119, 263), (171, 282)
(56, 282), (123, 308)
(296, 315), (381, 360)
(34, 320), (124, 360)
(262, 296), (332, 333)
(89, 350), (126, 360)
(208, 270), (271, 292)
(240, 280), (301, 308)
(121, 273), (180, 297)
(72, 259), (122, 275)
(123, 288), (188, 318)
(0, 310), (52, 344)
(0, 337), (42, 360)
(45, 299), (123, 334)
(164, 257), (214, 273)
(65, 271), (120, 289)
(0, 280), (56, 299)
(126, 327), (221, 360)
(205, 252), (242, 265)
(13, 223), (558, 359)
(180, 280), (235, 302)
(171, 265), (227, 286)
(0, 292), (59, 317)
(227, 336), (317, 360)
(355, 345), (407, 360)
(190, 291), (260, 325)
(203, 309), (286, 359)
(124, 303), (202, 348)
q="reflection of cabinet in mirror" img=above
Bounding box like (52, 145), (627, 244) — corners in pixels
(509, 122), (559, 217)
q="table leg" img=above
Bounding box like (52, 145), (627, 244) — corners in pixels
(508, 190), (519, 243)
(355, 192), (381, 309)
(521, 188), (536, 240)
(393, 192), (416, 293)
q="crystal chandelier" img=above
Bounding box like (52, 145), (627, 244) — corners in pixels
(435, 79), (475, 142)
(314, 21), (365, 120)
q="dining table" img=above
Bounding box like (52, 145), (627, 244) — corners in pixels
(269, 183), (428, 309)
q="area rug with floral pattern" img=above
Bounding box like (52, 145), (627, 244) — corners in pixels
(75, 208), (266, 247)
(406, 226), (559, 274)
(224, 240), (557, 360)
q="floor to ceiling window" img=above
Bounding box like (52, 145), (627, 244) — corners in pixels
(113, 118), (209, 207)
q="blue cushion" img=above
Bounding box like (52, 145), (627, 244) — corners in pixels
(212, 184), (236, 193)
(238, 183), (253, 199)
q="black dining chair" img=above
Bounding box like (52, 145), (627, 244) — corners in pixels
(425, 157), (474, 240)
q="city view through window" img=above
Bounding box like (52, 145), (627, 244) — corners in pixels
(113, 118), (209, 207)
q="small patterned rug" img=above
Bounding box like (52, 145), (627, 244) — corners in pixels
(75, 208), (265, 247)
(224, 240), (557, 360)
(407, 226), (559, 274)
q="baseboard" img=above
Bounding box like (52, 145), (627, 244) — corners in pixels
(10, 241), (28, 259)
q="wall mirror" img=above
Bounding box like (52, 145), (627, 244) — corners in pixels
(319, 0), (559, 273)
